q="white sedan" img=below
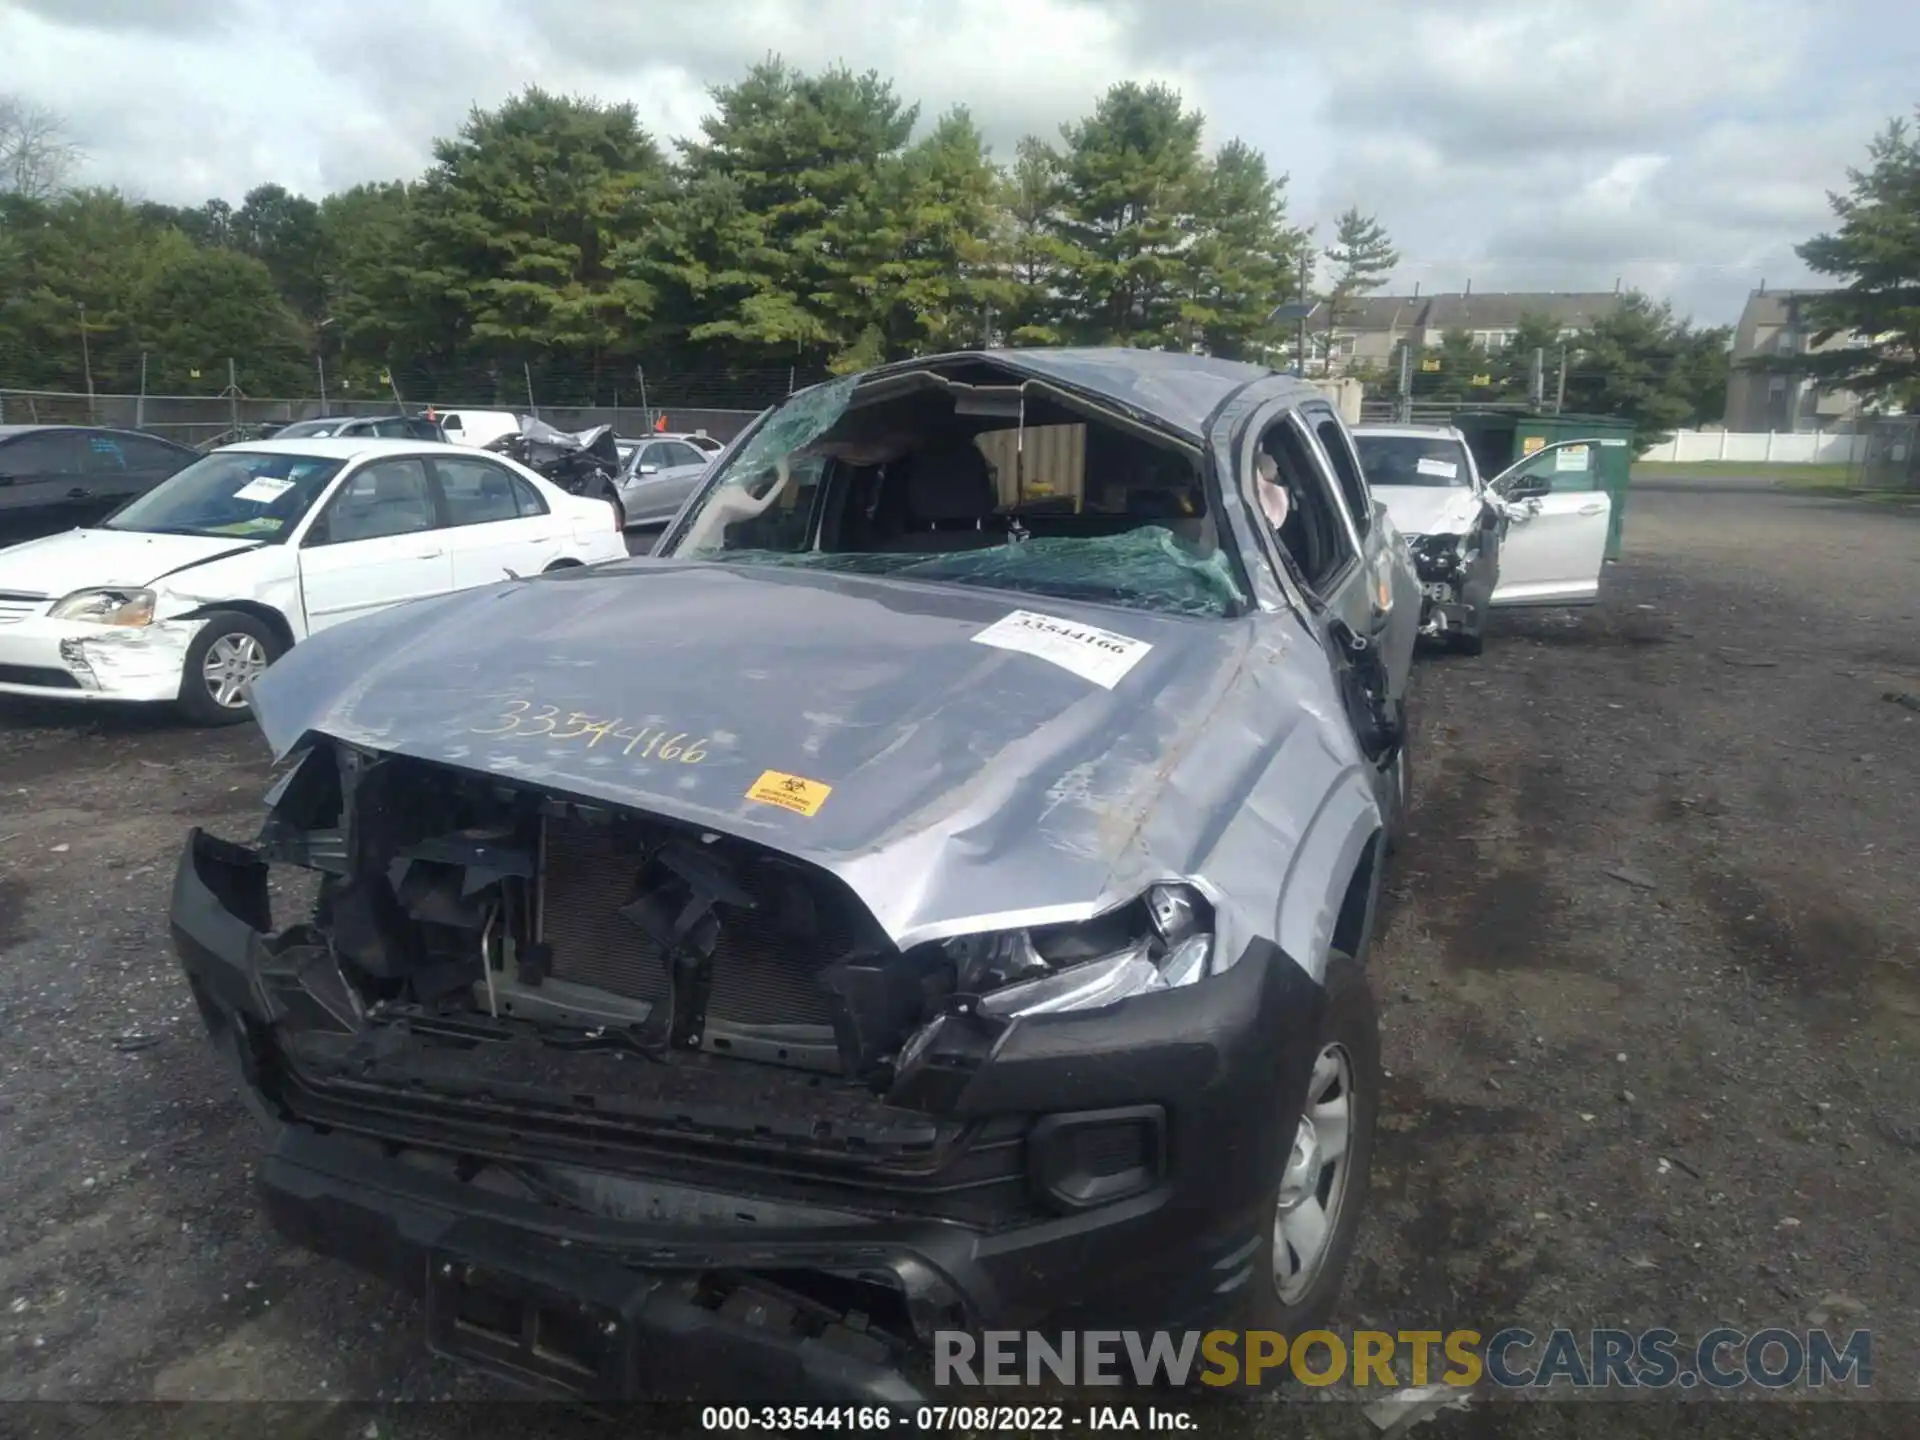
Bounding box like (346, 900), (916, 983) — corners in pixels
(0, 438), (627, 723)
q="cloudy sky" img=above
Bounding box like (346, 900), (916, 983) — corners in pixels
(3, 0), (1913, 324)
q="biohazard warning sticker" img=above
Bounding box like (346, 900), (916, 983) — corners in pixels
(746, 769), (833, 817)
(970, 609), (1153, 689)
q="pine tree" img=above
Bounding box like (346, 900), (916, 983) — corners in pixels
(1321, 208), (1399, 365)
(1795, 109), (1920, 403)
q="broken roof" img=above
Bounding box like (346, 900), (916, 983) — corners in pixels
(859, 347), (1293, 441)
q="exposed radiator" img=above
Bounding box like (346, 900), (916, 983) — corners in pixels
(536, 817), (852, 1027)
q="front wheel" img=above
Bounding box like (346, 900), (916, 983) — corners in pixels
(176, 611), (282, 726)
(1239, 949), (1379, 1343)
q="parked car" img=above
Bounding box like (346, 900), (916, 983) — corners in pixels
(1352, 424), (1612, 654)
(616, 432), (713, 526)
(0, 424), (199, 545)
(270, 415), (448, 443)
(433, 408), (524, 450)
(0, 438), (625, 724)
(486, 418), (628, 529)
(168, 348), (1417, 1401)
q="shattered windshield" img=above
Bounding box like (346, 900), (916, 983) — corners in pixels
(1355, 434), (1472, 488)
(714, 529), (1244, 619)
(663, 375), (1247, 619)
(103, 451), (346, 540)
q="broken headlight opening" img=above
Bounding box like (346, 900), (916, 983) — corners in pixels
(240, 741), (1215, 1126)
(1407, 532), (1470, 588)
(882, 885), (1212, 1111)
(944, 883), (1211, 1018)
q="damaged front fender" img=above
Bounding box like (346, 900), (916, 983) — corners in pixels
(57, 616), (204, 699)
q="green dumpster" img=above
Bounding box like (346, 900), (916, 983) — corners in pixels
(1451, 410), (1638, 560)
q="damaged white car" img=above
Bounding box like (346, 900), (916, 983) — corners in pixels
(1352, 425), (1613, 654)
(0, 438), (626, 723)
(171, 349), (1419, 1401)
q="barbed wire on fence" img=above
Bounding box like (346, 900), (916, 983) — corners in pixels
(0, 385), (772, 449)
(0, 347), (830, 420)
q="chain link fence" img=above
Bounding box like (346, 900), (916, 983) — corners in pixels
(1858, 417), (1920, 491)
(0, 387), (766, 450)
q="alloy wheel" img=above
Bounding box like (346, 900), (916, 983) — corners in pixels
(202, 632), (268, 710)
(1272, 1043), (1355, 1304)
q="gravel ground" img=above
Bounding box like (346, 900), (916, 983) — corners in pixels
(0, 486), (1915, 1436)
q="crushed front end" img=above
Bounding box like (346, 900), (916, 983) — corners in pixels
(1406, 532), (1478, 640)
(170, 739), (1324, 1401)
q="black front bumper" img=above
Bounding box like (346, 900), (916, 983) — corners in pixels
(170, 829), (1327, 1402)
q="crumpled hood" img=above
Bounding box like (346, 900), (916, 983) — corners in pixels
(0, 528), (259, 596)
(1374, 485), (1482, 539)
(250, 559), (1277, 945)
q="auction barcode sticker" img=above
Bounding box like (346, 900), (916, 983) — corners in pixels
(971, 610), (1153, 689)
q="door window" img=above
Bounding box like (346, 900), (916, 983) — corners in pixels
(0, 431), (87, 475)
(435, 456), (549, 525)
(309, 458), (438, 545)
(508, 475), (549, 516)
(118, 436), (191, 471)
(1497, 442), (1602, 496)
(1305, 409), (1372, 536)
(1253, 414), (1359, 597)
(79, 433), (128, 475)
(660, 441), (706, 468)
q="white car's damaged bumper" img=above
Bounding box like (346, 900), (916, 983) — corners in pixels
(0, 610), (205, 701)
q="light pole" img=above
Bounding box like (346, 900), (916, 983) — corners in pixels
(316, 317), (337, 416)
(1267, 301), (1318, 379)
(78, 303), (95, 420)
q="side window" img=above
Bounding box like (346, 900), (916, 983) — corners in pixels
(439, 413), (465, 434)
(119, 436), (190, 471)
(1253, 414), (1360, 597)
(1306, 409), (1372, 536)
(407, 418), (443, 440)
(664, 441), (706, 468)
(369, 418), (413, 439)
(509, 475), (549, 517)
(0, 431), (87, 475)
(434, 456), (544, 525)
(632, 443), (660, 472)
(81, 433), (129, 475)
(1498, 443), (1601, 494)
(309, 458), (438, 545)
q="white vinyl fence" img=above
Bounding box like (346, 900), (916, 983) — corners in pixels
(1637, 430), (1869, 464)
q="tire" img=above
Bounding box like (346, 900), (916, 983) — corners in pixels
(598, 480), (627, 530)
(176, 610), (282, 726)
(1449, 625), (1485, 657)
(1238, 949), (1380, 1347)
(1383, 739), (1411, 855)
(1379, 692), (1414, 855)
